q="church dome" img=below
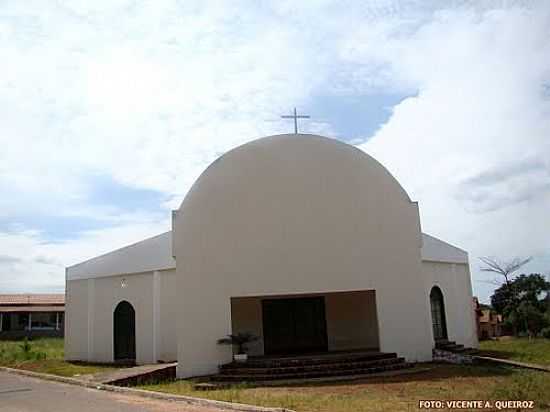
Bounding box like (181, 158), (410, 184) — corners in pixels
(175, 133), (421, 284)
(179, 133), (412, 212)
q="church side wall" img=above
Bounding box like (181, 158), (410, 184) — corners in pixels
(66, 271), (164, 364)
(422, 261), (478, 349)
(92, 272), (155, 364)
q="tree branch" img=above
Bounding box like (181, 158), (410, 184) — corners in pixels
(479, 256), (532, 286)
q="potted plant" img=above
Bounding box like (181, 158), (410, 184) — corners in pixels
(217, 332), (259, 362)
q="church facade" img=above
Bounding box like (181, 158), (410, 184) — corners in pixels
(65, 134), (478, 378)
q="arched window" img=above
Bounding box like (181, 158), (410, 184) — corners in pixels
(113, 301), (136, 362)
(430, 286), (448, 341)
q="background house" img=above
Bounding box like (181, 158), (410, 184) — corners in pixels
(479, 309), (502, 339)
(473, 297), (502, 340)
(0, 294), (65, 340)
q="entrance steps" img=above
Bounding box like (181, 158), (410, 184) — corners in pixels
(435, 340), (478, 355)
(211, 351), (411, 382)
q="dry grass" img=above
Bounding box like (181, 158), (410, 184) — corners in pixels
(3, 338), (550, 411)
(479, 337), (550, 365)
(139, 364), (550, 412)
(0, 338), (119, 377)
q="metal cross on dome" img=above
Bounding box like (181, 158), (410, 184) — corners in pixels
(281, 107), (310, 134)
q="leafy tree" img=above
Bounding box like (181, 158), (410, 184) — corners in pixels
(491, 282), (514, 314)
(490, 273), (550, 336)
(514, 274), (550, 312)
(518, 301), (546, 338)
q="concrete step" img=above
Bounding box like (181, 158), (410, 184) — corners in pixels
(434, 340), (478, 355)
(435, 340), (457, 349)
(221, 351), (397, 369)
(447, 346), (478, 355)
(219, 356), (405, 376)
(443, 344), (465, 352)
(211, 361), (412, 382)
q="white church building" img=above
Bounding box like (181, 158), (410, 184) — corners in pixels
(65, 134), (478, 378)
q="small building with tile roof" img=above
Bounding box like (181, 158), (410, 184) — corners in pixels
(0, 294), (65, 339)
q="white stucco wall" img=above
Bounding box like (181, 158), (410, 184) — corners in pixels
(159, 269), (178, 361)
(421, 234), (468, 264)
(65, 269), (177, 364)
(175, 134), (434, 377)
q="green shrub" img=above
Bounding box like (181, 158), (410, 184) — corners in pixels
(0, 338), (49, 362)
(20, 337), (32, 354)
(541, 327), (550, 339)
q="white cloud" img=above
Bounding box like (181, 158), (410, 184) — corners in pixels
(0, 1), (320, 201)
(357, 4), (550, 300)
(0, 0), (324, 292)
(0, 216), (170, 293)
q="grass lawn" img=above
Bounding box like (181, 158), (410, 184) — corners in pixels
(479, 337), (550, 366)
(0, 338), (119, 377)
(139, 364), (550, 412)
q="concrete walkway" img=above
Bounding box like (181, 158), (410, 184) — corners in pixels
(0, 366), (293, 412)
(0, 370), (218, 412)
(474, 355), (550, 372)
(82, 362), (177, 385)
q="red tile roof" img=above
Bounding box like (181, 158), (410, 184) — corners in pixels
(0, 294), (64, 306)
(0, 306), (64, 312)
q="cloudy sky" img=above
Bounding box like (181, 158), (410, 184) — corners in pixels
(0, 0), (548, 302)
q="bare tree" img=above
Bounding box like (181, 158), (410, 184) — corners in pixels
(479, 256), (532, 286)
(479, 256), (532, 337)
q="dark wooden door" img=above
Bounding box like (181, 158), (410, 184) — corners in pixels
(262, 297), (328, 355)
(113, 301), (136, 361)
(430, 287), (448, 341)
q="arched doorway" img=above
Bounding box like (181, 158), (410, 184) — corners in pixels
(113, 301), (136, 362)
(430, 286), (448, 341)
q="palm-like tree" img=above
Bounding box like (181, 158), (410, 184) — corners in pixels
(217, 332), (259, 354)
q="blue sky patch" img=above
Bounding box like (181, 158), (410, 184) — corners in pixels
(304, 92), (413, 143)
(1, 175), (167, 242)
(85, 174), (167, 213)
